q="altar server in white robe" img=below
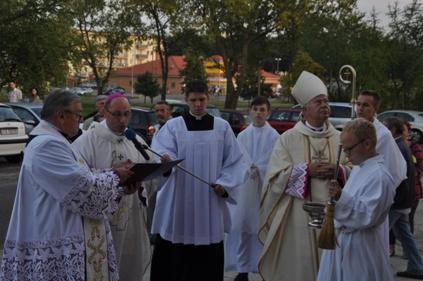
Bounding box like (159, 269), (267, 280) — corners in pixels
(225, 96), (279, 281)
(317, 118), (396, 281)
(0, 90), (135, 281)
(73, 93), (153, 281)
(259, 71), (350, 281)
(150, 80), (248, 281)
(355, 90), (407, 255)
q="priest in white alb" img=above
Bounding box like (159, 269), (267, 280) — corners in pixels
(355, 90), (407, 256)
(225, 96), (279, 281)
(0, 90), (135, 281)
(258, 71), (350, 281)
(317, 118), (396, 281)
(73, 93), (153, 281)
(149, 81), (248, 281)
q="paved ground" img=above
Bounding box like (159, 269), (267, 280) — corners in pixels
(0, 156), (422, 280)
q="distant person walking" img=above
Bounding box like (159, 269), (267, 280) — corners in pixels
(30, 87), (41, 103)
(8, 82), (22, 103)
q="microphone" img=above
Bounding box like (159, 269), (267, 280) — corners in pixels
(124, 128), (150, 160)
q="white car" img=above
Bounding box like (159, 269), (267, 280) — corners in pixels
(0, 103), (28, 162)
(378, 110), (423, 142)
(293, 102), (353, 130)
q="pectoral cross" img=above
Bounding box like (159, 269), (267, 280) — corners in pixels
(117, 154), (124, 161)
(312, 149), (328, 162)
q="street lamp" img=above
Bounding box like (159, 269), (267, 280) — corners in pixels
(275, 58), (282, 73)
(131, 64), (134, 97)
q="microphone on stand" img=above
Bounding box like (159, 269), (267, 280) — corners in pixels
(124, 128), (150, 161)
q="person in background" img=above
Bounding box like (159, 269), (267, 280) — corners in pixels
(8, 82), (22, 103)
(404, 122), (423, 234)
(355, 90), (407, 257)
(148, 101), (172, 138)
(30, 87), (41, 103)
(225, 96), (279, 281)
(147, 100), (173, 243)
(384, 117), (423, 280)
(82, 95), (107, 130)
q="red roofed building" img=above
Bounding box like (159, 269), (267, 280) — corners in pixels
(109, 54), (282, 96)
(109, 56), (186, 95)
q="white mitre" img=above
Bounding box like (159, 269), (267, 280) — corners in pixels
(292, 71), (328, 106)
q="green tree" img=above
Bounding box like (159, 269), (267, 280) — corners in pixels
(0, 0), (73, 95)
(384, 0), (423, 109)
(133, 0), (179, 100)
(181, 0), (306, 109)
(180, 48), (208, 85)
(70, 0), (144, 95)
(281, 50), (326, 101)
(134, 72), (160, 103)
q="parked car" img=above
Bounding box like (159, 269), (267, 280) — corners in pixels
(165, 99), (222, 118)
(267, 108), (301, 134)
(0, 103), (28, 162)
(378, 110), (423, 142)
(8, 103), (43, 134)
(104, 86), (126, 95)
(70, 87), (94, 96)
(128, 107), (157, 145)
(220, 109), (249, 135)
(293, 102), (353, 130)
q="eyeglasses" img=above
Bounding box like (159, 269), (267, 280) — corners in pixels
(106, 109), (131, 118)
(64, 110), (83, 122)
(342, 139), (365, 154)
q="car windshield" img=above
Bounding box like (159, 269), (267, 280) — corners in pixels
(207, 107), (221, 117)
(269, 111), (291, 121)
(30, 107), (42, 117)
(330, 106), (351, 118)
(0, 106), (22, 122)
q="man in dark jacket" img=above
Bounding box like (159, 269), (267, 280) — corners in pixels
(385, 117), (423, 280)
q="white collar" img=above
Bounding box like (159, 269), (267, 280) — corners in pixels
(305, 121), (325, 132)
(189, 111), (207, 120)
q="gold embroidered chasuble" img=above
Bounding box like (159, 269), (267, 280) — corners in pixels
(259, 121), (349, 281)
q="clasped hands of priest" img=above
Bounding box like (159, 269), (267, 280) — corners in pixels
(309, 161), (342, 200)
(309, 161), (336, 180)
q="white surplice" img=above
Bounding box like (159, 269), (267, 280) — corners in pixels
(317, 155), (396, 281)
(151, 116), (248, 245)
(225, 123), (279, 273)
(373, 118), (406, 187)
(0, 120), (121, 281)
(373, 118), (407, 256)
(72, 121), (153, 281)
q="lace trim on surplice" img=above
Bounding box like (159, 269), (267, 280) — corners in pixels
(61, 169), (120, 219)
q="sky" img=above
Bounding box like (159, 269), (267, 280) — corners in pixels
(357, 0), (412, 27)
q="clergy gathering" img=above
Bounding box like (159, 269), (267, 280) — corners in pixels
(1, 0), (423, 280)
(1, 69), (423, 281)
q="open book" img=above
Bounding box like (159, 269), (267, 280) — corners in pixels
(127, 159), (183, 183)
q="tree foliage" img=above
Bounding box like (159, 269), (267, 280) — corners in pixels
(134, 72), (160, 103)
(70, 0), (143, 95)
(0, 0), (73, 96)
(180, 0), (307, 109)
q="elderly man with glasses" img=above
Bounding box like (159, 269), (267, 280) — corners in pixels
(0, 89), (135, 280)
(317, 118), (396, 281)
(72, 93), (154, 281)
